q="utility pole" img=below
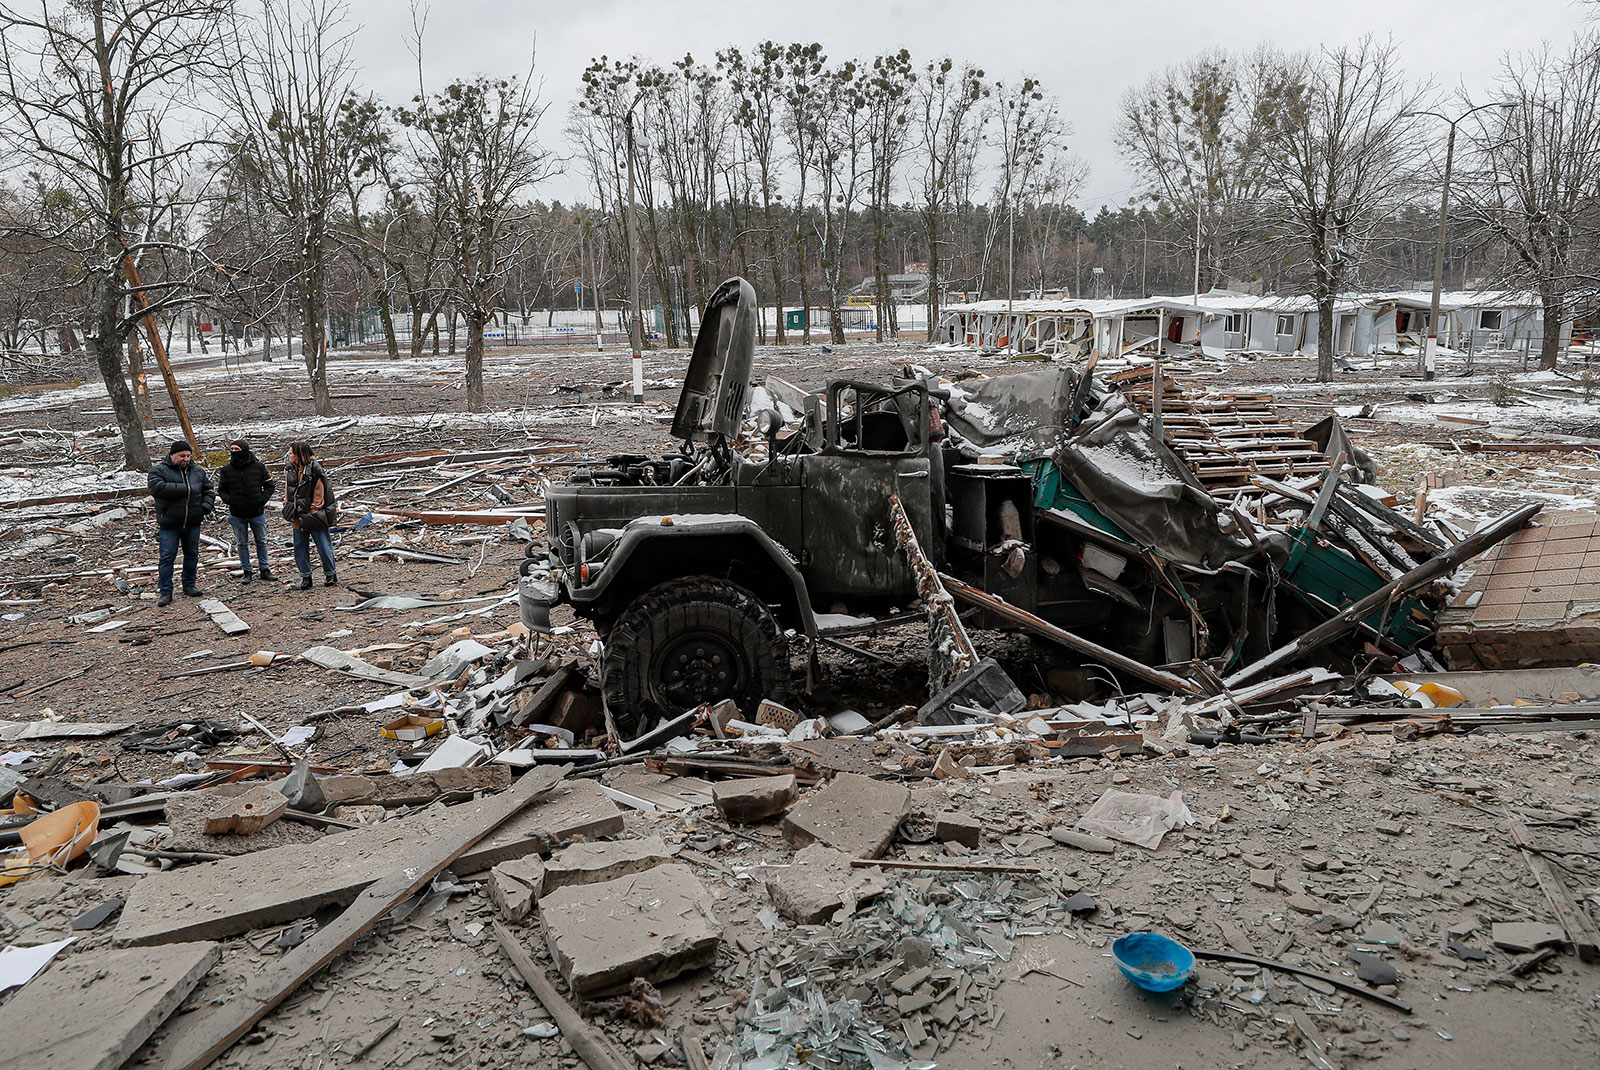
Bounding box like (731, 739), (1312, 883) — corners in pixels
(1193, 198), (1202, 299)
(123, 252), (197, 452)
(1409, 100), (1515, 381)
(624, 110), (646, 404)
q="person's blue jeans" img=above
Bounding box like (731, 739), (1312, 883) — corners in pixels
(293, 527), (337, 580)
(229, 514), (270, 574)
(157, 526), (201, 593)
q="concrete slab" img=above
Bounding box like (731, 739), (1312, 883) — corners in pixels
(782, 772), (910, 859)
(540, 863), (722, 997)
(489, 856), (545, 923)
(713, 774), (797, 823)
(543, 835), (672, 894)
(0, 940), (218, 1070)
(766, 843), (887, 924)
(115, 778), (622, 946)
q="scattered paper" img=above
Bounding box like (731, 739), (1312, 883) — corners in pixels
(0, 938), (74, 994)
(1076, 789), (1194, 850)
(274, 726), (315, 748)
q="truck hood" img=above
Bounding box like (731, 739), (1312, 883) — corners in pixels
(672, 276), (757, 443)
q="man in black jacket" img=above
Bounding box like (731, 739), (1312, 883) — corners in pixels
(147, 441), (216, 606)
(216, 438), (276, 583)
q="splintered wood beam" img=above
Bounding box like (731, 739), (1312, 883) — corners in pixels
(1224, 502), (1541, 687)
(889, 494), (977, 686)
(937, 573), (1202, 696)
(159, 765), (572, 1070)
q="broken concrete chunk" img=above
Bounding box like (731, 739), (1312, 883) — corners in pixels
(782, 772), (910, 860)
(489, 856), (545, 923)
(1249, 868), (1277, 890)
(933, 812), (982, 849)
(1063, 892), (1098, 915)
(0, 940), (219, 1070)
(203, 784), (289, 835)
(1491, 921), (1566, 953)
(765, 843), (888, 924)
(115, 778), (622, 946)
(712, 774), (797, 823)
(1347, 951), (1399, 986)
(1447, 940), (1488, 962)
(543, 835), (672, 895)
(540, 863), (722, 997)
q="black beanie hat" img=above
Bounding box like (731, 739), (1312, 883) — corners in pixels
(169, 440), (193, 457)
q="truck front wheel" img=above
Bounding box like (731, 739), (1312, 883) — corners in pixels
(601, 577), (790, 740)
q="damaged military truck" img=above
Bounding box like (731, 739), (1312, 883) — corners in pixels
(517, 277), (1332, 740)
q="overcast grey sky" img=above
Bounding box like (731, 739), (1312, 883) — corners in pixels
(346, 0), (1589, 209)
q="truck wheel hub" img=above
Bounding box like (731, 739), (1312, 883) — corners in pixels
(657, 633), (741, 705)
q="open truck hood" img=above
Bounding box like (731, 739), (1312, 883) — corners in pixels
(672, 276), (756, 444)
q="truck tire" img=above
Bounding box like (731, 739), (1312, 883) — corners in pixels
(601, 577), (790, 740)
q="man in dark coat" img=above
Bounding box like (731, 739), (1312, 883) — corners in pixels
(215, 438), (276, 582)
(147, 440), (216, 606)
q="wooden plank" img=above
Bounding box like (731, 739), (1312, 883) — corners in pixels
(492, 922), (631, 1070)
(938, 574), (1201, 695)
(198, 598), (249, 636)
(160, 765), (572, 1070)
(1507, 812), (1600, 962)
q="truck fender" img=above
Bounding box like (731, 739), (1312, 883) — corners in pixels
(577, 514), (819, 640)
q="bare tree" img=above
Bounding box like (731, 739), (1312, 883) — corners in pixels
(979, 77), (1060, 304)
(915, 58), (986, 338)
(1256, 37), (1427, 381)
(861, 49), (915, 340)
(0, 0), (231, 468)
(719, 43), (788, 342)
(812, 59), (865, 344)
(223, 0), (359, 416)
(402, 52), (552, 411)
(780, 42), (826, 344)
(1115, 48), (1279, 292)
(1456, 35), (1600, 369)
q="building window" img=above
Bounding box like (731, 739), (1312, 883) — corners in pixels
(1479, 309), (1503, 330)
(1276, 314), (1295, 337)
(1223, 314), (1242, 333)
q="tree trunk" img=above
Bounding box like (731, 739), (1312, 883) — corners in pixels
(1539, 290), (1563, 370)
(378, 291), (399, 358)
(763, 194), (785, 345)
(125, 304), (152, 422)
(1317, 293), (1335, 383)
(465, 306), (486, 411)
(447, 307), (457, 354)
(94, 281), (149, 470)
(925, 211), (940, 344)
(302, 285), (333, 417)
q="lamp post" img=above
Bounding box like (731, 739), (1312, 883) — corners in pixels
(1408, 101), (1515, 381)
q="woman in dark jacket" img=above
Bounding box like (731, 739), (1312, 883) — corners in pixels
(284, 440), (337, 590)
(216, 438), (276, 582)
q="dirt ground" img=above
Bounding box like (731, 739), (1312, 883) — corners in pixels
(0, 339), (1597, 1069)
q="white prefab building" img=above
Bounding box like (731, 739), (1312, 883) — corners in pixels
(1350, 291), (1568, 355)
(1180, 291), (1368, 357)
(933, 297), (1210, 359)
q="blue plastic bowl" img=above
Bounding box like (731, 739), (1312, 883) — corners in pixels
(1112, 932), (1195, 992)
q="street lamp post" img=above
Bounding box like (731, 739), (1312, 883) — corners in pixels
(1411, 101), (1515, 381)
